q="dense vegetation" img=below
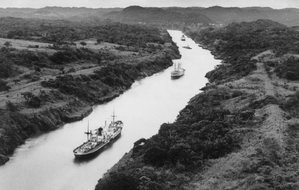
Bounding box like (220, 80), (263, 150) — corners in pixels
(40, 55), (173, 103)
(184, 19), (299, 190)
(0, 19), (176, 80)
(0, 46), (103, 78)
(0, 19), (181, 166)
(281, 91), (299, 117)
(96, 88), (255, 190)
(96, 19), (299, 190)
(0, 46), (108, 78)
(187, 19), (299, 83)
(0, 17), (165, 47)
(274, 56), (299, 81)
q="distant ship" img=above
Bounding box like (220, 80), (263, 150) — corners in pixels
(182, 44), (191, 49)
(73, 111), (123, 158)
(181, 35), (186, 41)
(171, 62), (185, 79)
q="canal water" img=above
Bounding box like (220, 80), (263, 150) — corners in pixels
(0, 30), (220, 190)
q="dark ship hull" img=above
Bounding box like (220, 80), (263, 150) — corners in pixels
(73, 112), (123, 158)
(73, 129), (122, 158)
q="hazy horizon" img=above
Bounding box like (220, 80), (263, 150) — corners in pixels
(0, 0), (299, 9)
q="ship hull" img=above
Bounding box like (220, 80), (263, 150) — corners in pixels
(73, 141), (109, 158)
(171, 74), (184, 78)
(171, 71), (185, 79)
(73, 130), (122, 158)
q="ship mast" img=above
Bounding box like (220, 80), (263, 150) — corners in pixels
(84, 121), (91, 141)
(111, 109), (117, 124)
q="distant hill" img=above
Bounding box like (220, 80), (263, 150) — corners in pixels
(1, 6), (299, 27)
(103, 6), (299, 27)
(102, 6), (213, 26)
(196, 6), (299, 26)
(0, 7), (122, 20)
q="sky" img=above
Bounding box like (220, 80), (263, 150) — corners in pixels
(0, 0), (299, 9)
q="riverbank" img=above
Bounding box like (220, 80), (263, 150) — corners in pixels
(0, 30), (181, 165)
(95, 20), (299, 189)
(95, 62), (259, 189)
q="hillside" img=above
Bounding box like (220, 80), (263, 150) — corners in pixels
(0, 22), (181, 165)
(95, 19), (299, 190)
(102, 6), (214, 27)
(198, 6), (299, 26)
(0, 7), (122, 20)
(2, 6), (299, 27)
(168, 6), (299, 27)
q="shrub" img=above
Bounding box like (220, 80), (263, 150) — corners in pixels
(232, 90), (243, 98)
(3, 41), (11, 47)
(0, 79), (7, 87)
(143, 146), (167, 167)
(0, 79), (10, 91)
(34, 66), (41, 72)
(6, 101), (18, 112)
(80, 41), (87, 47)
(275, 56), (299, 80)
(95, 173), (138, 190)
(67, 68), (76, 73)
(27, 45), (39, 48)
(21, 92), (41, 108)
(49, 50), (78, 64)
(0, 61), (13, 78)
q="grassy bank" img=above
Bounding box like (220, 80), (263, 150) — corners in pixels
(0, 22), (181, 165)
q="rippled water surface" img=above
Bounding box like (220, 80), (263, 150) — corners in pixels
(0, 30), (220, 190)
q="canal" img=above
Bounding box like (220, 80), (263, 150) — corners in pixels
(0, 30), (220, 190)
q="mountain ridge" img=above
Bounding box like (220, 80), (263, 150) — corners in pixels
(1, 6), (299, 26)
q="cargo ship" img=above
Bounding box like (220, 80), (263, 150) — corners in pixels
(171, 62), (185, 79)
(73, 111), (123, 158)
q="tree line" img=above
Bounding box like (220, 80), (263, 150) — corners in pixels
(187, 19), (299, 83)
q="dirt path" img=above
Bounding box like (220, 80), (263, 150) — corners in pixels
(256, 62), (275, 97)
(191, 54), (289, 190)
(255, 62), (285, 144)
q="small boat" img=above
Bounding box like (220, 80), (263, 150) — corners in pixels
(171, 62), (185, 79)
(73, 111), (123, 158)
(182, 44), (191, 49)
(181, 35), (186, 41)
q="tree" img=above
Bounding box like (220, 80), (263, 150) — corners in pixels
(0, 79), (10, 91)
(80, 41), (87, 47)
(6, 101), (18, 112)
(3, 41), (11, 48)
(21, 92), (41, 108)
(95, 173), (138, 190)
